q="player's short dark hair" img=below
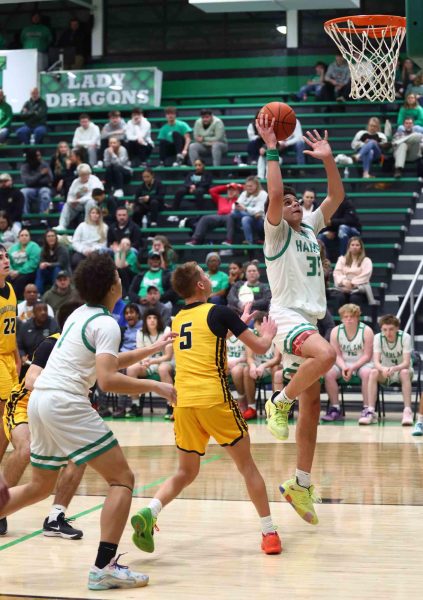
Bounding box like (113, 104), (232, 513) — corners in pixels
(264, 185), (298, 214)
(0, 243), (6, 253)
(378, 314), (400, 328)
(57, 300), (82, 330)
(172, 261), (202, 298)
(73, 253), (117, 304)
(92, 187), (105, 198)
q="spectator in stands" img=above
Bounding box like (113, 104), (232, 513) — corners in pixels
(128, 251), (173, 305)
(113, 237), (138, 297)
(227, 262), (271, 315)
(20, 148), (52, 215)
(189, 109), (228, 167)
(227, 261), (245, 298)
(137, 284), (172, 326)
(322, 303), (374, 422)
(246, 118), (264, 165)
(224, 176), (267, 245)
(317, 239), (335, 341)
(35, 229), (70, 294)
(331, 236), (373, 310)
(57, 18), (87, 69)
(0, 211), (17, 249)
(17, 282), (53, 322)
(133, 168), (165, 227)
(17, 301), (59, 361)
(107, 205), (142, 250)
(300, 188), (317, 215)
(396, 58), (417, 98)
(86, 187), (117, 225)
(103, 136), (132, 198)
(50, 141), (72, 197)
(16, 88), (48, 145)
(172, 158), (213, 212)
(396, 93), (423, 127)
(157, 106), (191, 167)
(42, 270), (78, 316)
(392, 117), (423, 178)
(72, 113), (101, 166)
(56, 163), (103, 230)
(150, 235), (177, 271)
(0, 173), (24, 227)
(318, 196), (361, 259)
(351, 117), (388, 178)
(205, 252), (229, 305)
(124, 108), (153, 167)
(8, 228), (41, 298)
(318, 54), (351, 102)
(278, 119), (306, 170)
(296, 62), (327, 101)
(20, 13), (53, 69)
(59, 147), (87, 198)
(186, 182), (242, 246)
(71, 206), (108, 269)
(0, 89), (12, 144)
(100, 110), (126, 155)
(405, 70), (423, 105)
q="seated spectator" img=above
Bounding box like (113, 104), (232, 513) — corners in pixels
(187, 182), (242, 246)
(317, 239), (335, 341)
(172, 159), (213, 211)
(113, 236), (138, 297)
(227, 261), (245, 299)
(227, 262), (271, 315)
(57, 17), (87, 69)
(322, 303), (374, 422)
(396, 57), (418, 98)
(71, 206), (108, 269)
(405, 69), (423, 106)
(150, 235), (177, 271)
(20, 148), (52, 214)
(300, 188), (317, 215)
(359, 314), (414, 426)
(128, 251), (173, 305)
(72, 113), (100, 166)
(17, 282), (54, 321)
(157, 106), (191, 167)
(246, 118), (264, 165)
(16, 87), (48, 145)
(138, 284), (172, 327)
(56, 163), (103, 230)
(20, 12), (52, 68)
(133, 168), (165, 227)
(17, 301), (59, 362)
(0, 211), (17, 249)
(0, 89), (12, 144)
(317, 54), (351, 102)
(351, 117), (387, 178)
(189, 109), (228, 167)
(0, 172), (24, 228)
(85, 187), (116, 224)
(318, 196), (361, 260)
(60, 147), (87, 199)
(107, 205), (142, 250)
(278, 119), (306, 169)
(8, 228), (41, 298)
(50, 141), (72, 197)
(392, 117), (423, 178)
(100, 110), (126, 155)
(205, 252), (229, 305)
(224, 176), (267, 245)
(331, 236), (373, 310)
(227, 332), (248, 412)
(103, 137), (132, 198)
(35, 229), (70, 294)
(42, 270), (78, 316)
(124, 108), (153, 167)
(296, 62), (327, 101)
(396, 93), (423, 127)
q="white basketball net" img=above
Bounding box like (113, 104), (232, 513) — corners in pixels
(324, 18), (406, 102)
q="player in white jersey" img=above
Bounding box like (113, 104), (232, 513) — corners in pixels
(0, 253), (177, 591)
(322, 304), (373, 422)
(359, 314), (414, 426)
(226, 334), (248, 412)
(256, 115), (344, 525)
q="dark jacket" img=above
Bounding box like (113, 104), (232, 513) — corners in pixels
(17, 316), (59, 357)
(20, 161), (52, 189)
(181, 171), (213, 192)
(227, 280), (271, 314)
(134, 178), (165, 207)
(107, 218), (142, 249)
(39, 244), (70, 271)
(42, 284), (79, 315)
(21, 97), (48, 128)
(325, 197), (361, 233)
(0, 187), (24, 222)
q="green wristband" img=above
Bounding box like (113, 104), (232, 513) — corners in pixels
(266, 149), (279, 161)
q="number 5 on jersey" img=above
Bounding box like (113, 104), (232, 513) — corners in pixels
(179, 322), (192, 350)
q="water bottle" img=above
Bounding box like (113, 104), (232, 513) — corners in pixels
(30, 134), (35, 145)
(343, 167), (350, 179)
(142, 215), (148, 229)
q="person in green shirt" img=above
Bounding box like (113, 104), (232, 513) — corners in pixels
(396, 93), (423, 127)
(157, 107), (192, 166)
(206, 251), (229, 305)
(8, 228), (41, 299)
(0, 89), (12, 144)
(20, 12), (53, 53)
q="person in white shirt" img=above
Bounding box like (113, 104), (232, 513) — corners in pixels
(124, 108), (154, 167)
(278, 119), (306, 168)
(56, 163), (103, 231)
(71, 206), (108, 269)
(224, 176), (268, 245)
(72, 113), (101, 166)
(18, 282), (54, 321)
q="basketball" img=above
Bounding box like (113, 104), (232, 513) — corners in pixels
(258, 102), (297, 140)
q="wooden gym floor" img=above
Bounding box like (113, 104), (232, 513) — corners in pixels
(0, 415), (422, 600)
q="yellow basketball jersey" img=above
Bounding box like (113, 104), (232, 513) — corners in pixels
(172, 303), (231, 408)
(0, 282), (17, 355)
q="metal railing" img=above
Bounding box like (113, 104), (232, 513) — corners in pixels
(396, 259), (423, 344)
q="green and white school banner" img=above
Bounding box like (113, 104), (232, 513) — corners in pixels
(40, 67), (162, 112)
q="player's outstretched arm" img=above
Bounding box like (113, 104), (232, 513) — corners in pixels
(255, 114), (283, 226)
(117, 331), (178, 369)
(303, 129), (344, 224)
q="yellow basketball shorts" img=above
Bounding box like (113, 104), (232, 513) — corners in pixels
(0, 353), (18, 403)
(174, 399), (248, 456)
(3, 386), (29, 442)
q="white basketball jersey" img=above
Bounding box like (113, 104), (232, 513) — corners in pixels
(254, 339), (275, 366)
(337, 322), (366, 364)
(374, 331), (412, 367)
(226, 335), (246, 361)
(264, 208), (327, 319)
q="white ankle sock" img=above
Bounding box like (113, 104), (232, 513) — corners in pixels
(48, 504), (66, 523)
(295, 469), (311, 488)
(260, 515), (276, 535)
(273, 389), (294, 405)
(333, 404), (340, 410)
(148, 498), (162, 519)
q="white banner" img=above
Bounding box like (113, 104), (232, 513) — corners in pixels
(0, 49), (39, 114)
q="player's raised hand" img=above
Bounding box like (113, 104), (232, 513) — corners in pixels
(255, 113), (278, 148)
(259, 316), (277, 339)
(303, 129), (332, 160)
(240, 301), (259, 325)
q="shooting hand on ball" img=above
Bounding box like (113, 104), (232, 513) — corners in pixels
(255, 114), (277, 149)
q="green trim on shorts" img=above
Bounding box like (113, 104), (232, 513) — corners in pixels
(284, 323), (317, 354)
(30, 452), (69, 462)
(73, 438), (118, 465)
(67, 430), (114, 461)
(30, 462), (63, 471)
(264, 227), (292, 261)
(81, 310), (110, 352)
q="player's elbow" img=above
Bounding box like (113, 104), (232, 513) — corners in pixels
(97, 373), (115, 392)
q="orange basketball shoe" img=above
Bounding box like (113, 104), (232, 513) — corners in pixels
(261, 531), (282, 555)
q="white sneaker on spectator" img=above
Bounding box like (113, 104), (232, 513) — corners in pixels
(114, 189), (124, 198)
(178, 218), (187, 228)
(167, 215), (179, 223)
(358, 408), (378, 425)
(94, 161), (103, 168)
(401, 407), (413, 426)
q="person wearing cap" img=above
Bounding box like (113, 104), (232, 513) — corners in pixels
(206, 252), (229, 305)
(189, 109), (228, 167)
(0, 173), (24, 230)
(128, 251), (173, 306)
(55, 163), (103, 231)
(42, 271), (79, 316)
(17, 283), (54, 322)
(138, 285), (172, 327)
(0, 89), (12, 144)
(187, 182), (243, 245)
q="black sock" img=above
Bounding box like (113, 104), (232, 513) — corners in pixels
(95, 542), (118, 569)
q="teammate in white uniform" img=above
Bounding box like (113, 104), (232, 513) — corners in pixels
(322, 304), (374, 422)
(226, 334), (248, 412)
(0, 253), (176, 591)
(256, 115), (344, 526)
(360, 314), (414, 426)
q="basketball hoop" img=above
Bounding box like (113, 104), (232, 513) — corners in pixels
(324, 15), (406, 102)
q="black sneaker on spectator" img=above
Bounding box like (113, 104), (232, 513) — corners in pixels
(0, 517), (7, 535)
(98, 407), (112, 418)
(43, 513), (83, 540)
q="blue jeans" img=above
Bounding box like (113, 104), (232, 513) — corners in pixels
(358, 140), (381, 174)
(22, 187), (51, 213)
(16, 124), (47, 144)
(35, 265), (61, 294)
(296, 83), (323, 100)
(241, 214), (264, 243)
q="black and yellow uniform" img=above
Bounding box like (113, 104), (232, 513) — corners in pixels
(0, 282), (18, 402)
(171, 302), (248, 455)
(3, 334), (60, 441)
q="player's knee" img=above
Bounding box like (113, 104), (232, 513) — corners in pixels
(400, 368), (410, 379)
(370, 368), (379, 379)
(17, 444), (31, 465)
(320, 345), (336, 370)
(178, 464), (199, 485)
